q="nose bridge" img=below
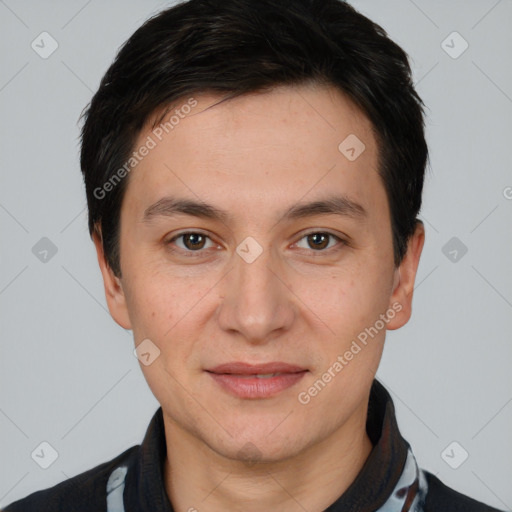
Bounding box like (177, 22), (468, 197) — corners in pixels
(217, 241), (294, 341)
(235, 243), (276, 298)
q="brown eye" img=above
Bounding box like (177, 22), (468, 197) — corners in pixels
(181, 233), (207, 250)
(307, 233), (330, 250)
(166, 232), (215, 254)
(295, 231), (343, 252)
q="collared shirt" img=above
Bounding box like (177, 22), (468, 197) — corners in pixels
(3, 379), (504, 512)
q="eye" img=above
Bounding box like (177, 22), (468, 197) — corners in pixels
(294, 231), (344, 253)
(166, 232), (216, 254)
(165, 230), (346, 257)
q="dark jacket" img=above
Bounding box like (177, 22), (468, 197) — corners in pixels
(3, 380), (505, 511)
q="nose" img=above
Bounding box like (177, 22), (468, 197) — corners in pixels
(215, 243), (296, 345)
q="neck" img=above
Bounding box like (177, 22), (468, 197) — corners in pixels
(163, 405), (374, 512)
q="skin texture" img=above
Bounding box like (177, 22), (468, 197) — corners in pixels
(93, 83), (425, 512)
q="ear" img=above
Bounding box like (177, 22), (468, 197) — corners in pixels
(386, 221), (425, 330)
(92, 228), (132, 330)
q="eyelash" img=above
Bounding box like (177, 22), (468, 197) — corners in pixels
(165, 230), (346, 257)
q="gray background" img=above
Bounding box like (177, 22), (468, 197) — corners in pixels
(0, 0), (511, 509)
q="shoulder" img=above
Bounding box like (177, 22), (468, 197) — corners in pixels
(423, 470), (506, 512)
(2, 445), (138, 512)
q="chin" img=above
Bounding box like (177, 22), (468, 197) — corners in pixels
(208, 426), (310, 465)
(227, 442), (302, 466)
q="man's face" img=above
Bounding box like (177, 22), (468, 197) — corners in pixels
(96, 84), (422, 462)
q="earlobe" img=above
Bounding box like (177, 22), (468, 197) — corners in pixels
(386, 222), (425, 331)
(92, 228), (132, 330)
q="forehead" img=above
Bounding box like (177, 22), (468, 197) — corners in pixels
(123, 83), (384, 224)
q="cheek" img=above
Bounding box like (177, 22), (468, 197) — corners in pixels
(122, 268), (178, 340)
(322, 262), (392, 324)
(124, 268), (213, 363)
(299, 270), (392, 376)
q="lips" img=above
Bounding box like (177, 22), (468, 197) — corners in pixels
(205, 362), (308, 399)
(207, 362), (306, 375)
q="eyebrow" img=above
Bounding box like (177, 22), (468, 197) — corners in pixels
(141, 194), (367, 225)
